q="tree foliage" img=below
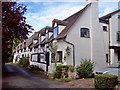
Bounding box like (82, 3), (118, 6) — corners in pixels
(48, 42), (57, 66)
(2, 1), (33, 63)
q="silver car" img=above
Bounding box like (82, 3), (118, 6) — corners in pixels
(94, 63), (120, 80)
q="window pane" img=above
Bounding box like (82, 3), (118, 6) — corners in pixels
(57, 51), (62, 62)
(53, 26), (58, 38)
(80, 28), (90, 38)
(103, 26), (107, 31)
(51, 53), (55, 63)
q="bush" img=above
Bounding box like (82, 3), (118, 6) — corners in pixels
(76, 59), (94, 78)
(95, 74), (118, 89)
(53, 64), (75, 79)
(53, 64), (62, 79)
(18, 57), (29, 67)
(68, 65), (74, 72)
(29, 65), (44, 72)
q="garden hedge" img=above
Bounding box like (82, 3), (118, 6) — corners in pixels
(95, 74), (118, 89)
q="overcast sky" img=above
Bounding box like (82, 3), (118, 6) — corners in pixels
(18, 0), (119, 36)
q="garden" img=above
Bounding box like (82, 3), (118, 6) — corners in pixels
(18, 57), (119, 89)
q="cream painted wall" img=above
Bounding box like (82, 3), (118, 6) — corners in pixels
(65, 2), (106, 70)
(109, 12), (120, 64)
(48, 40), (73, 73)
(110, 13), (120, 46)
(58, 25), (66, 34)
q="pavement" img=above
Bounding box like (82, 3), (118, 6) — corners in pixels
(2, 63), (70, 88)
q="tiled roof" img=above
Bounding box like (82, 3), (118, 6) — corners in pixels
(51, 3), (91, 40)
(100, 9), (120, 19)
(15, 26), (52, 50)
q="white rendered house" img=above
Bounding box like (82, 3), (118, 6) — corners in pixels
(13, 0), (120, 73)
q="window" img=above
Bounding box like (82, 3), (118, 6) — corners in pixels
(106, 54), (109, 63)
(118, 15), (120, 19)
(51, 51), (62, 63)
(103, 26), (107, 31)
(57, 51), (62, 62)
(80, 28), (90, 38)
(53, 26), (58, 38)
(45, 32), (49, 41)
(24, 48), (26, 52)
(51, 53), (55, 63)
(116, 31), (120, 42)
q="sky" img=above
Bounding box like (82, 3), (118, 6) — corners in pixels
(17, 0), (120, 37)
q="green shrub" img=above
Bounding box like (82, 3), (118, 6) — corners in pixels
(95, 74), (118, 89)
(18, 57), (29, 67)
(68, 65), (74, 72)
(76, 59), (94, 78)
(53, 64), (75, 79)
(53, 64), (62, 79)
(29, 65), (44, 72)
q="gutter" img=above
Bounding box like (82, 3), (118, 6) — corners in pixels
(63, 39), (75, 66)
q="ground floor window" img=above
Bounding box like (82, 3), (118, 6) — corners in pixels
(57, 51), (62, 62)
(106, 54), (109, 63)
(51, 51), (63, 63)
(51, 53), (55, 63)
(31, 54), (38, 62)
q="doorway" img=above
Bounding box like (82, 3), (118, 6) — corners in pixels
(118, 51), (120, 61)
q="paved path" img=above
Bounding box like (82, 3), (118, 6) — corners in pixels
(2, 63), (70, 88)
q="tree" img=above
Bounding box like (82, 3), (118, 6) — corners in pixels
(2, 1), (33, 63)
(48, 42), (58, 66)
(13, 37), (21, 47)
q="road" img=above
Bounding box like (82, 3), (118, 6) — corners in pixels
(2, 63), (70, 88)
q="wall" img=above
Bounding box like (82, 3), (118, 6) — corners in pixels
(65, 2), (107, 70)
(110, 12), (120, 64)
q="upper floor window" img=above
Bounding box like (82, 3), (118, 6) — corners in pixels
(80, 28), (90, 38)
(53, 26), (58, 38)
(116, 31), (120, 42)
(103, 26), (107, 31)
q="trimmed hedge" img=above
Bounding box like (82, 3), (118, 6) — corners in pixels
(95, 74), (118, 89)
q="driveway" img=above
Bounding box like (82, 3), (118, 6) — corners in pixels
(2, 63), (70, 88)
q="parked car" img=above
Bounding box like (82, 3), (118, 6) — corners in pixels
(94, 63), (120, 78)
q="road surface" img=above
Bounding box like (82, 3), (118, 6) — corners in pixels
(2, 63), (70, 88)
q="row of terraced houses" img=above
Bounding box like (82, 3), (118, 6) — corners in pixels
(13, 0), (120, 73)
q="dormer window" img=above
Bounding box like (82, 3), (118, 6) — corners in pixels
(53, 26), (58, 38)
(80, 28), (90, 38)
(45, 32), (49, 41)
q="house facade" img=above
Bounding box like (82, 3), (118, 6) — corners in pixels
(13, 0), (120, 73)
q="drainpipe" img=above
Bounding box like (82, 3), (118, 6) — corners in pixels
(108, 19), (111, 65)
(63, 39), (75, 67)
